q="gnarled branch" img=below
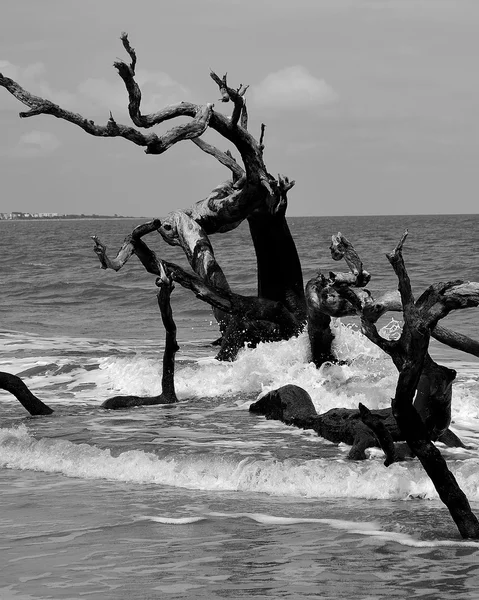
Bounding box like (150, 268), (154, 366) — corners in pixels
(0, 74), (213, 155)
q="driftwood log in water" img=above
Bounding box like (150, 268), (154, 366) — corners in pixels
(0, 265), (179, 414)
(0, 371), (54, 415)
(249, 384), (462, 462)
(303, 231), (477, 446)
(102, 265), (179, 410)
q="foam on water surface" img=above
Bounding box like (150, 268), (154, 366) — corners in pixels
(143, 511), (479, 548)
(1, 423), (478, 502)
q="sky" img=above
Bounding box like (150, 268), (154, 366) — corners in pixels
(1, 0), (478, 217)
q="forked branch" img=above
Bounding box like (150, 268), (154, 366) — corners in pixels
(209, 70), (248, 128)
(0, 73), (214, 155)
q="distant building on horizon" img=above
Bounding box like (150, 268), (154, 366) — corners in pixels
(0, 212), (59, 220)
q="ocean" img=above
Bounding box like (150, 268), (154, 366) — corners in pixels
(0, 214), (478, 600)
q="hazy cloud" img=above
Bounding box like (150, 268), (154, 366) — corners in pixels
(251, 66), (337, 111)
(11, 130), (61, 157)
(0, 60), (77, 109)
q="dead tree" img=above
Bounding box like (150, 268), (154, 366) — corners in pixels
(362, 233), (479, 538)
(4, 34), (476, 367)
(0, 33), (305, 360)
(253, 233), (479, 539)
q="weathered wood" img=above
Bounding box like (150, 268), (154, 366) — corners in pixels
(248, 211), (306, 320)
(4, 32), (479, 538)
(0, 372), (53, 415)
(0, 73), (214, 155)
(114, 33), (303, 349)
(249, 384), (464, 462)
(92, 233), (302, 361)
(305, 233), (391, 367)
(414, 355), (456, 439)
(377, 233), (479, 538)
(249, 385), (395, 460)
(330, 232), (371, 287)
(2, 32), (303, 358)
(305, 275), (336, 367)
(101, 266), (179, 410)
(358, 403), (397, 466)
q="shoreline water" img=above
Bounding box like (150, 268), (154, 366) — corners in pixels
(1, 215), (479, 599)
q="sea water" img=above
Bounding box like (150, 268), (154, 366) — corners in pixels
(0, 215), (478, 600)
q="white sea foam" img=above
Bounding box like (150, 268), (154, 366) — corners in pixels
(1, 425), (478, 502)
(3, 323), (479, 445)
(142, 511), (479, 548)
(143, 516), (206, 524)
(97, 326), (399, 413)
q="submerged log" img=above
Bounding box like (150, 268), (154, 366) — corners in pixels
(0, 371), (53, 415)
(249, 384), (461, 462)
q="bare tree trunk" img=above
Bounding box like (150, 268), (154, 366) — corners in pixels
(101, 267), (179, 410)
(383, 237), (479, 538)
(248, 212), (306, 318)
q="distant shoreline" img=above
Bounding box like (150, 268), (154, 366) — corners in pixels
(0, 216), (149, 222)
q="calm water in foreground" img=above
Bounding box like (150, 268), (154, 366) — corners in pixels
(0, 215), (478, 600)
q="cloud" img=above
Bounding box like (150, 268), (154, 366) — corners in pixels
(11, 130), (61, 157)
(251, 66), (337, 111)
(0, 60), (77, 109)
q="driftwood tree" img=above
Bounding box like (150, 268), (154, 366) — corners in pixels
(2, 33), (475, 367)
(251, 232), (479, 539)
(0, 32), (306, 361)
(2, 34), (479, 538)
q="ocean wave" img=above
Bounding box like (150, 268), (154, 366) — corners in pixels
(1, 425), (478, 502)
